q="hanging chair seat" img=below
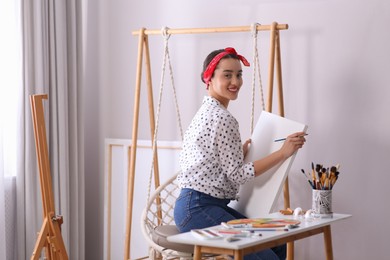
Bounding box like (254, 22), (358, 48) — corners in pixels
(152, 224), (194, 253)
(141, 173), (194, 259)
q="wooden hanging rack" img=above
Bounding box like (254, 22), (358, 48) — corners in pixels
(125, 22), (293, 260)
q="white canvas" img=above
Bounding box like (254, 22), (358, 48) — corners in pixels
(229, 111), (308, 218)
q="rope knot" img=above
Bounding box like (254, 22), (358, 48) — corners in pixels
(251, 22), (260, 38)
(161, 26), (171, 41)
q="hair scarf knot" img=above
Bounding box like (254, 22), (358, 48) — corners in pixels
(203, 47), (250, 85)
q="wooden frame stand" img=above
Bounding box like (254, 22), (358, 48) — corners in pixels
(30, 94), (68, 260)
(125, 23), (305, 260)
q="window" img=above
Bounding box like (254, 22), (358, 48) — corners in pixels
(0, 0), (22, 177)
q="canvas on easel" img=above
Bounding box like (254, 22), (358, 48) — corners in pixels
(30, 94), (68, 260)
(229, 111), (308, 218)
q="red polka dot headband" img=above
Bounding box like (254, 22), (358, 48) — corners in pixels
(203, 47), (250, 85)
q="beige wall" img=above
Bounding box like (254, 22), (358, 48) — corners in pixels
(84, 0), (390, 259)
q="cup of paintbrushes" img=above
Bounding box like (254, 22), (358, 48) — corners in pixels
(312, 189), (333, 218)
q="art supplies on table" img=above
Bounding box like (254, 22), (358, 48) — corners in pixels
(301, 162), (341, 191)
(190, 218), (301, 242)
(301, 162), (340, 218)
(226, 218), (300, 228)
(217, 229), (255, 237)
(312, 189), (333, 217)
(190, 228), (253, 242)
(190, 229), (224, 240)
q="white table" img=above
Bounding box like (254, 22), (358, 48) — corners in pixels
(168, 213), (351, 260)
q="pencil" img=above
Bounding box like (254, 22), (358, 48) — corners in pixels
(246, 228), (289, 232)
(274, 133), (308, 142)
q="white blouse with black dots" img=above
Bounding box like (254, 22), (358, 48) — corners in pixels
(177, 96), (255, 200)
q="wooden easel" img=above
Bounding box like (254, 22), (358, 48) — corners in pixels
(125, 23), (294, 260)
(30, 94), (68, 260)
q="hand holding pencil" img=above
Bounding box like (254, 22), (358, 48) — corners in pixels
(277, 132), (307, 159)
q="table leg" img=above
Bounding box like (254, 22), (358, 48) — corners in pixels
(287, 241), (294, 260)
(323, 225), (333, 260)
(193, 245), (201, 260)
(234, 249), (243, 260)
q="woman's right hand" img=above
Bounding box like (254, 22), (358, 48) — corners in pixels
(279, 132), (307, 159)
(253, 132), (307, 177)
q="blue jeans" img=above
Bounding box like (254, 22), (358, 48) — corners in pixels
(174, 188), (286, 260)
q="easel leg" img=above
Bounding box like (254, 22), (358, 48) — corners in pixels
(30, 95), (69, 260)
(323, 225), (333, 260)
(48, 213), (69, 258)
(31, 216), (69, 260)
(31, 218), (49, 260)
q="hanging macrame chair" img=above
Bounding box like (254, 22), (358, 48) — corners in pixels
(140, 24), (265, 260)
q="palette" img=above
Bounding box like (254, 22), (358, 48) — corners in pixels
(227, 218), (300, 228)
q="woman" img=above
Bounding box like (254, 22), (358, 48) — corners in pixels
(174, 47), (306, 259)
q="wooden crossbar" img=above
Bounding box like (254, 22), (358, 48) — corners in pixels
(132, 24), (288, 35)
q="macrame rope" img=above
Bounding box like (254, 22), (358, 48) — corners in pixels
(250, 22), (265, 134)
(165, 43), (184, 141)
(146, 27), (184, 204)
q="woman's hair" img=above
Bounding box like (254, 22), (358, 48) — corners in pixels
(200, 49), (240, 83)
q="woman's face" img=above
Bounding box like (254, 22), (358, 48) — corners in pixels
(208, 58), (243, 108)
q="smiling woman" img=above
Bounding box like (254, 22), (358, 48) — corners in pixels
(173, 47), (306, 260)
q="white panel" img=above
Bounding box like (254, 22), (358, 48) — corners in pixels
(104, 139), (181, 259)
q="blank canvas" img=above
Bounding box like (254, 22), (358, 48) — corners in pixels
(229, 111), (308, 218)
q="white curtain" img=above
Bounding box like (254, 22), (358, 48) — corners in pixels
(17, 0), (85, 259)
(1, 0), (22, 259)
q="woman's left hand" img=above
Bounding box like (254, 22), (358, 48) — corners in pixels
(243, 139), (252, 157)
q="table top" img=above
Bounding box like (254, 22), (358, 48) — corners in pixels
(168, 213), (351, 250)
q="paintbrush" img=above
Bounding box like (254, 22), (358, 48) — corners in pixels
(311, 162), (316, 181)
(301, 169), (314, 188)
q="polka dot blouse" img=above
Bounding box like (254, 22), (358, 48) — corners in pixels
(177, 96), (255, 200)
